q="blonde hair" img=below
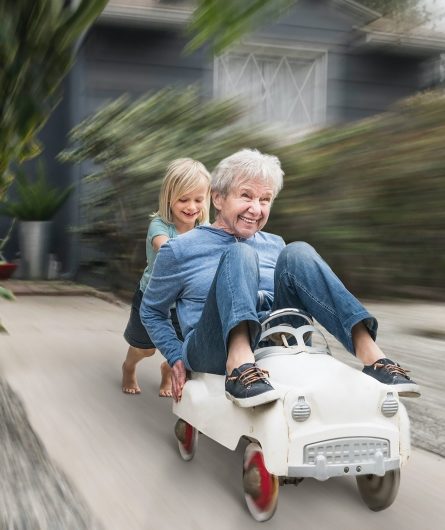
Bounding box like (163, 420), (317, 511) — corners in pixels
(155, 158), (211, 224)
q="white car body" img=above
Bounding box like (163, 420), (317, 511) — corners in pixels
(173, 309), (410, 480)
(174, 353), (410, 479)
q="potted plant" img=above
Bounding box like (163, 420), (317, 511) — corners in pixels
(0, 219), (17, 280)
(1, 220), (15, 334)
(0, 284), (15, 333)
(0, 162), (73, 279)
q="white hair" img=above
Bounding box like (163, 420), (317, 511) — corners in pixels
(211, 149), (284, 198)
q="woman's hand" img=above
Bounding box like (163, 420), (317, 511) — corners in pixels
(171, 359), (186, 402)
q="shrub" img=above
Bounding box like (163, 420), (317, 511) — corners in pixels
(271, 90), (445, 298)
(61, 87), (445, 300)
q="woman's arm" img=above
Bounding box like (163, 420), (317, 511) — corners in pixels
(140, 242), (184, 366)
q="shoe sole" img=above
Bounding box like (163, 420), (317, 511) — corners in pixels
(225, 389), (280, 408)
(386, 382), (421, 398)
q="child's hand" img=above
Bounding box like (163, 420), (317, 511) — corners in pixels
(171, 360), (186, 402)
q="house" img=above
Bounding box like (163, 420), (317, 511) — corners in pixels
(3, 0), (445, 279)
(89, 0), (445, 126)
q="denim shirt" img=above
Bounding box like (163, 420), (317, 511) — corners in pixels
(140, 225), (285, 366)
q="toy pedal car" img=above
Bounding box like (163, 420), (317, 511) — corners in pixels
(173, 308), (410, 522)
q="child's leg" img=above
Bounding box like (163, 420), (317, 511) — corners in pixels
(159, 361), (172, 397)
(122, 346), (155, 394)
(123, 286), (157, 394)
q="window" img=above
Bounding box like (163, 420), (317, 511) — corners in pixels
(214, 44), (327, 131)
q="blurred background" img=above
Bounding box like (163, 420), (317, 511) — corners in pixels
(1, 0), (444, 300)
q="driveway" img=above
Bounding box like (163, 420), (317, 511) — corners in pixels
(0, 295), (444, 529)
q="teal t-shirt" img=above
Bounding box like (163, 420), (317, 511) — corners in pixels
(139, 217), (177, 292)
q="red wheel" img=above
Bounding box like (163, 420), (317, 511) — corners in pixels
(174, 419), (198, 461)
(243, 442), (279, 521)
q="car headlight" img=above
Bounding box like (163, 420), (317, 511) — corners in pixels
(292, 396), (311, 422)
(381, 392), (399, 417)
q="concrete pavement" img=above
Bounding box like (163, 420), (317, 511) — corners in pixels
(0, 293), (444, 529)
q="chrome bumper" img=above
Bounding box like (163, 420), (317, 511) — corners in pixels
(287, 437), (400, 480)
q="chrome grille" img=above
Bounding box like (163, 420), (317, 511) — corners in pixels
(304, 437), (390, 465)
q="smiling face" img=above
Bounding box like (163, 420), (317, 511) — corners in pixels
(212, 178), (274, 239)
(170, 183), (209, 233)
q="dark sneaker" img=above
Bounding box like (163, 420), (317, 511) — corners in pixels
(225, 363), (280, 408)
(362, 358), (420, 398)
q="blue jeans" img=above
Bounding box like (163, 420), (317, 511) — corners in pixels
(185, 242), (377, 375)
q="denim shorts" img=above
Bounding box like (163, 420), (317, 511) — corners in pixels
(124, 287), (183, 349)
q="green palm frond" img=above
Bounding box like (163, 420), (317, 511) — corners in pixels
(0, 161), (73, 221)
(0, 0), (108, 197)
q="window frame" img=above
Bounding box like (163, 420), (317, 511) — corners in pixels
(213, 40), (328, 131)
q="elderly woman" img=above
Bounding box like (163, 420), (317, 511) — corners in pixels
(141, 149), (419, 407)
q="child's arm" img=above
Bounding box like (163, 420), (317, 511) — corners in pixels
(151, 235), (169, 252)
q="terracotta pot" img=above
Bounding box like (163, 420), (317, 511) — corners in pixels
(0, 262), (17, 280)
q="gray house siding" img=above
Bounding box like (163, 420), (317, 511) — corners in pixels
(82, 25), (209, 113)
(82, 1), (422, 133)
(339, 53), (422, 121)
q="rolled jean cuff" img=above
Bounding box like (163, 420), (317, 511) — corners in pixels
(343, 311), (378, 355)
(168, 353), (183, 368)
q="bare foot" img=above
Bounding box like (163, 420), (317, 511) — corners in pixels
(159, 361), (173, 398)
(122, 362), (141, 395)
(121, 346), (155, 395)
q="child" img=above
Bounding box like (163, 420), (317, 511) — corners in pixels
(122, 158), (211, 396)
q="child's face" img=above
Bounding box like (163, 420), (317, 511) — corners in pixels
(171, 183), (208, 232)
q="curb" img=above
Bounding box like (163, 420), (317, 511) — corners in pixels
(1, 280), (127, 308)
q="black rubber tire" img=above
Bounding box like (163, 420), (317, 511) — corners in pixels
(356, 469), (401, 511)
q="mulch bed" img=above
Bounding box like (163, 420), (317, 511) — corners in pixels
(0, 378), (103, 530)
